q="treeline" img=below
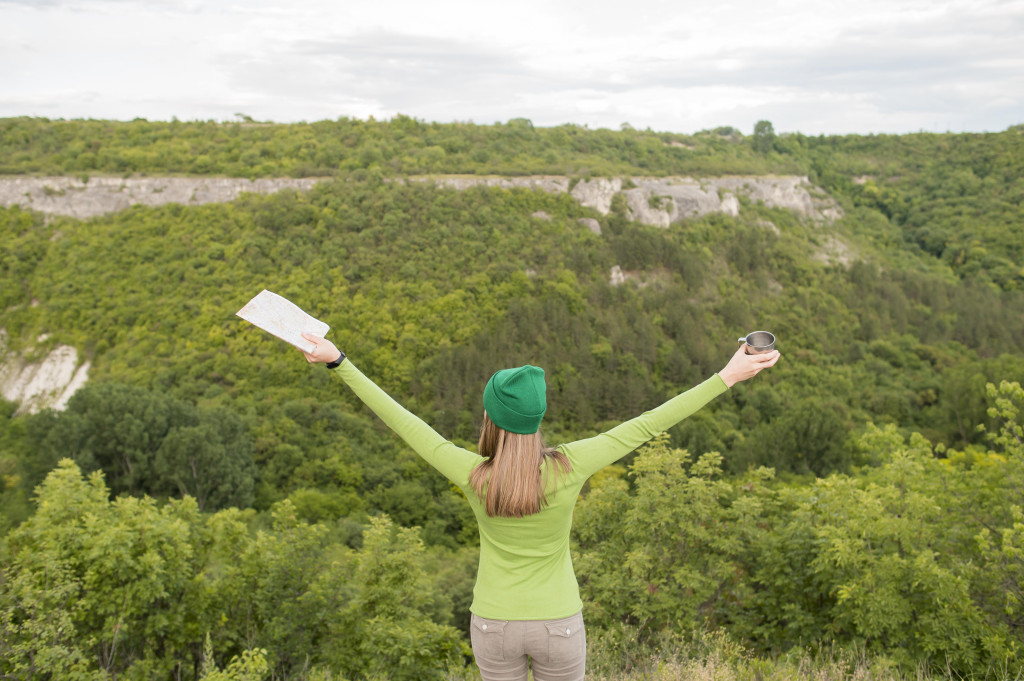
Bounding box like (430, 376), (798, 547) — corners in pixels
(1, 122), (1023, 677)
(0, 116), (786, 178)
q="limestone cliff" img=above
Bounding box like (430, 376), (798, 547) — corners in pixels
(570, 175), (841, 225)
(1, 174), (842, 226)
(0, 176), (323, 220)
(0, 332), (90, 414)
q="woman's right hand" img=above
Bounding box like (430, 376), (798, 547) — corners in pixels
(718, 345), (780, 388)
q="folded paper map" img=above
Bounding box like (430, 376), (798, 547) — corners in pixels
(236, 290), (329, 354)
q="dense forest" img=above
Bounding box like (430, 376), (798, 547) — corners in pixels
(1, 117), (1023, 680)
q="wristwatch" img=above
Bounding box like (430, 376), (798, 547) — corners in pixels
(326, 351), (346, 369)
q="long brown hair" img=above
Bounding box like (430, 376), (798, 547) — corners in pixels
(469, 413), (572, 518)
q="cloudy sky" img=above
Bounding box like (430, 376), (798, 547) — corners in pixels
(2, 0), (1022, 135)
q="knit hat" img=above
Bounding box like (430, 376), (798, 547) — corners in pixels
(482, 365), (547, 434)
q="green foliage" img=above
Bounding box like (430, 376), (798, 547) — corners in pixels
(575, 435), (772, 638)
(733, 397), (852, 475)
(0, 116), (788, 178)
(27, 382), (254, 510)
(983, 380), (1024, 457)
(976, 504), (1024, 663)
(0, 207), (50, 311)
(327, 516), (464, 681)
(574, 424), (1024, 675)
(1, 460), (206, 678)
(753, 120), (776, 155)
(800, 130), (1024, 290)
(808, 447), (988, 667)
(0, 463), (468, 680)
(199, 634), (269, 681)
(0, 556), (94, 679)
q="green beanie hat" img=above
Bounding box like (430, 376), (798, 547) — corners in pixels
(483, 365), (547, 434)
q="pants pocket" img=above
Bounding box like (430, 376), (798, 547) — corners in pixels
(544, 612), (585, 664)
(471, 614), (508, 662)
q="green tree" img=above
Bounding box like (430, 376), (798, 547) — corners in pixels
(155, 406), (255, 510)
(223, 500), (335, 675)
(574, 435), (770, 638)
(733, 398), (851, 476)
(199, 639), (269, 681)
(0, 557), (94, 679)
(752, 120), (776, 154)
(32, 383), (190, 495)
(971, 381), (1024, 651)
(975, 505), (1024, 655)
(804, 427), (994, 669)
(325, 515), (464, 681)
(0, 460), (211, 678)
(32, 383), (254, 509)
(983, 380), (1024, 457)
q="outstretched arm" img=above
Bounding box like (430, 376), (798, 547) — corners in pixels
(564, 346), (780, 476)
(301, 334), (479, 488)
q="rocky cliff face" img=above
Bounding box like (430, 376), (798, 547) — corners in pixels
(570, 175), (841, 225)
(409, 174), (842, 226)
(0, 332), (90, 414)
(0, 176), (324, 220)
(1, 174), (842, 226)
(569, 177), (622, 215)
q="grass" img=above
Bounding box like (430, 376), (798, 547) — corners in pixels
(441, 632), (1024, 681)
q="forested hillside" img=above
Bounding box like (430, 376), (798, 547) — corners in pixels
(1, 117), (1023, 680)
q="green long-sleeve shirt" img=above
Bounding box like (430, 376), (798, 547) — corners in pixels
(334, 360), (728, 620)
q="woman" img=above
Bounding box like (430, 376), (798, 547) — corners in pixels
(301, 333), (779, 681)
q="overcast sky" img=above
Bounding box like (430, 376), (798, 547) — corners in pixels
(2, 0), (1022, 136)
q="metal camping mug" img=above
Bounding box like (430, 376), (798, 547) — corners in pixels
(738, 331), (776, 354)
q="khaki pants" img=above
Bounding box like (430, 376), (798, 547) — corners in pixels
(470, 611), (586, 681)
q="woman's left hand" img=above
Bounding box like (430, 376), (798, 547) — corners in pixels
(301, 333), (343, 364)
(718, 345), (781, 388)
